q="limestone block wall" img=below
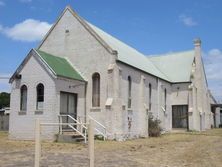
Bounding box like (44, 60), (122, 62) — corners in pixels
(118, 62), (173, 136)
(9, 54), (57, 140)
(171, 83), (190, 105)
(39, 9), (116, 133)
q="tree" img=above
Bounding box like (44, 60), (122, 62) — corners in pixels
(0, 92), (10, 109)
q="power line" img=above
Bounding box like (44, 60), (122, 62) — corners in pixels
(0, 77), (10, 79)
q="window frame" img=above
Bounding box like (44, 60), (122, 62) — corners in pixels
(36, 83), (44, 111)
(164, 88), (167, 110)
(148, 83), (152, 110)
(20, 85), (27, 111)
(92, 73), (100, 108)
(127, 76), (132, 109)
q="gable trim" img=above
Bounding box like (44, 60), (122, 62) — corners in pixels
(9, 50), (31, 83)
(9, 49), (57, 83)
(37, 6), (118, 56)
(34, 49), (57, 76)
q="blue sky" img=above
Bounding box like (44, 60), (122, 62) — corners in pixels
(0, 0), (222, 102)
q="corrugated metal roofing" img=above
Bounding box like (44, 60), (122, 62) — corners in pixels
(36, 49), (84, 81)
(86, 22), (171, 82)
(149, 51), (195, 82)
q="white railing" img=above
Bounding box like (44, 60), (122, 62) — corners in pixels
(88, 115), (107, 140)
(58, 115), (88, 143)
(58, 114), (108, 142)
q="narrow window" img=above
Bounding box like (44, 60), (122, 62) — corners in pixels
(36, 83), (44, 110)
(128, 76), (132, 108)
(20, 85), (27, 111)
(164, 88), (167, 110)
(148, 83), (152, 110)
(92, 73), (100, 107)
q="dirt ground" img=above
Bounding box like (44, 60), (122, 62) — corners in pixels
(0, 129), (222, 167)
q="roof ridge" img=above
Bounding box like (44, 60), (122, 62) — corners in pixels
(36, 49), (85, 81)
(64, 57), (88, 81)
(85, 21), (144, 56)
(38, 6), (117, 55)
(86, 21), (171, 82)
(149, 50), (195, 82)
(34, 49), (57, 76)
(149, 60), (172, 82)
(148, 50), (194, 58)
(37, 6), (172, 82)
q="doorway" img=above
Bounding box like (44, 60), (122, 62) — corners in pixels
(60, 92), (77, 129)
(172, 105), (188, 129)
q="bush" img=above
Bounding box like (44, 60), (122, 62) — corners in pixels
(148, 113), (161, 137)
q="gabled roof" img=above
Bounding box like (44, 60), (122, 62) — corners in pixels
(86, 22), (170, 81)
(36, 50), (85, 81)
(38, 6), (170, 82)
(148, 51), (195, 83)
(9, 49), (85, 83)
(37, 6), (194, 83)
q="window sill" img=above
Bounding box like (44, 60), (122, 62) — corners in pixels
(35, 110), (43, 115)
(90, 107), (101, 112)
(18, 111), (26, 115)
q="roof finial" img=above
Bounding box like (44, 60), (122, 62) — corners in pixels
(193, 38), (201, 47)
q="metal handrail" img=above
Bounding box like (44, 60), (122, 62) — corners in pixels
(58, 114), (88, 143)
(88, 115), (106, 129)
(88, 115), (107, 140)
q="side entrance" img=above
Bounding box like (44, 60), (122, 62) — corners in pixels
(172, 105), (189, 130)
(60, 92), (78, 129)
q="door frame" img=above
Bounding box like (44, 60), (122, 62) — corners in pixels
(60, 91), (78, 129)
(172, 105), (189, 130)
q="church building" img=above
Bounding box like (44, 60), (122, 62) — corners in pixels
(9, 6), (215, 140)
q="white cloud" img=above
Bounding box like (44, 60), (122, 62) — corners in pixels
(0, 1), (5, 6)
(179, 15), (198, 27)
(19, 0), (32, 3)
(203, 49), (222, 102)
(0, 19), (52, 42)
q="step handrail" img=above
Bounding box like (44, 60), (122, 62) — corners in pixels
(88, 115), (107, 140)
(88, 115), (106, 129)
(58, 114), (87, 143)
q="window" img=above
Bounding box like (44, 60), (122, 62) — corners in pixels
(164, 88), (167, 110)
(20, 85), (27, 111)
(92, 73), (100, 107)
(128, 76), (132, 108)
(148, 83), (152, 110)
(36, 83), (44, 110)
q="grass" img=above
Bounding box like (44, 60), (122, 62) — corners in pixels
(0, 129), (222, 167)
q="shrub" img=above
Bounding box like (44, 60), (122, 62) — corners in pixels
(148, 113), (161, 137)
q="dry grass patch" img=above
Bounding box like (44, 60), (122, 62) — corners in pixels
(0, 129), (222, 167)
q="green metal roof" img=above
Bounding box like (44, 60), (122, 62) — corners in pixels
(35, 49), (84, 81)
(86, 22), (170, 81)
(149, 51), (195, 83)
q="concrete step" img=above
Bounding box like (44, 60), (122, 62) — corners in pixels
(56, 133), (86, 143)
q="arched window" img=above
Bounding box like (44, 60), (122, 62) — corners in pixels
(164, 88), (167, 110)
(148, 83), (152, 110)
(92, 73), (100, 107)
(128, 76), (132, 108)
(36, 83), (44, 110)
(20, 85), (27, 111)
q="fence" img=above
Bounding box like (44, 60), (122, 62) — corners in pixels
(34, 119), (95, 167)
(0, 114), (9, 131)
